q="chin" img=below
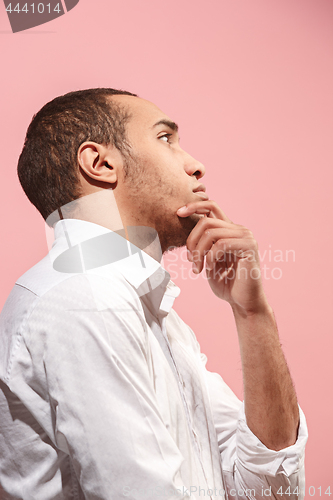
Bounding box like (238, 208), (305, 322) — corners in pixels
(190, 213), (204, 224)
(177, 212), (201, 234)
(159, 211), (202, 254)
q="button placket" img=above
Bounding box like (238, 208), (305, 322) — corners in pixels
(159, 315), (213, 498)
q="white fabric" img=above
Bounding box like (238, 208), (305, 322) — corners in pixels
(0, 219), (308, 500)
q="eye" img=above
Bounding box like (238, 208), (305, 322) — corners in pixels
(158, 133), (172, 143)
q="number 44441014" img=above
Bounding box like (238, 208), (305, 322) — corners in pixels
(6, 3), (62, 14)
(277, 486), (331, 496)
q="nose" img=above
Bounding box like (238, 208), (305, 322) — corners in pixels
(183, 150), (206, 179)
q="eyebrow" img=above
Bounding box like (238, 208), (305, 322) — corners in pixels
(151, 119), (179, 133)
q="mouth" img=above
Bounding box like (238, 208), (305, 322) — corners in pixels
(193, 184), (208, 199)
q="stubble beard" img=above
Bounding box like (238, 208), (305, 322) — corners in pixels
(122, 153), (202, 256)
(158, 212), (202, 255)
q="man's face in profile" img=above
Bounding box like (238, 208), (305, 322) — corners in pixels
(111, 95), (209, 254)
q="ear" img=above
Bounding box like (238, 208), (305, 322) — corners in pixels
(77, 142), (122, 185)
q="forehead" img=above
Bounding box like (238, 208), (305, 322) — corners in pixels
(109, 94), (172, 130)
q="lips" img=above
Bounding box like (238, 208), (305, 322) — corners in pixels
(193, 184), (209, 199)
(193, 184), (206, 193)
(194, 191), (209, 200)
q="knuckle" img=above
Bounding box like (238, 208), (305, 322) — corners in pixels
(216, 249), (225, 260)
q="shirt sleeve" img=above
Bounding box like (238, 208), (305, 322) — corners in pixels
(20, 274), (194, 500)
(200, 353), (308, 500)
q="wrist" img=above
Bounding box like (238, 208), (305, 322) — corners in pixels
(230, 295), (273, 320)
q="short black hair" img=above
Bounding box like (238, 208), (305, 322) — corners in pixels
(17, 88), (138, 221)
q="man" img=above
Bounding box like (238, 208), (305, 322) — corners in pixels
(0, 88), (307, 499)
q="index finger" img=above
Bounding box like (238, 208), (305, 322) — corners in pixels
(177, 200), (232, 223)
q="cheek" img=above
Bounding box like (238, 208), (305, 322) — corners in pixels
(132, 151), (185, 198)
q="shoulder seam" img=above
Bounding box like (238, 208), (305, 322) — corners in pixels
(15, 283), (39, 296)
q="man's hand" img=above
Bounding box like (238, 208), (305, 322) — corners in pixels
(178, 199), (300, 451)
(177, 200), (267, 315)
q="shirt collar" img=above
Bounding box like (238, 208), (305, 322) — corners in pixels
(51, 219), (181, 314)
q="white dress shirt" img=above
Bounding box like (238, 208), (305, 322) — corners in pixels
(0, 219), (308, 500)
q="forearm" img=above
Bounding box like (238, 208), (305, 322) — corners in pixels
(231, 300), (299, 451)
(179, 199), (303, 453)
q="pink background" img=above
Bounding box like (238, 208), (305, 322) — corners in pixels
(1, 0), (332, 492)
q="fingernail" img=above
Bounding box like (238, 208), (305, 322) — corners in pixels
(187, 250), (193, 261)
(177, 206), (187, 214)
(192, 263), (199, 274)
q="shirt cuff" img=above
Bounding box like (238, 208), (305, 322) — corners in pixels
(236, 403), (308, 477)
